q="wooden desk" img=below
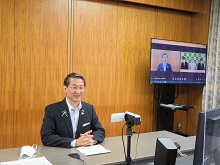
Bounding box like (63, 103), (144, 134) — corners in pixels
(0, 131), (196, 165)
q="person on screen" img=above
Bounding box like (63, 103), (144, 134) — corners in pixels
(180, 56), (188, 69)
(157, 53), (173, 72)
(40, 73), (105, 148)
(189, 57), (197, 70)
(197, 58), (205, 70)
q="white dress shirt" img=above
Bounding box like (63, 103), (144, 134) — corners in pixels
(65, 97), (82, 147)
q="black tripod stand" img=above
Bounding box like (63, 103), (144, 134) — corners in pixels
(125, 122), (134, 165)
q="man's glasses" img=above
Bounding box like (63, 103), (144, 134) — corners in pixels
(68, 86), (84, 91)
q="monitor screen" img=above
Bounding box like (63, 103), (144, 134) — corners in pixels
(150, 38), (207, 84)
(193, 108), (220, 165)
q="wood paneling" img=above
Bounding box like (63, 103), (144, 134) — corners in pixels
(13, 0), (69, 147)
(0, 0), (14, 149)
(121, 0), (202, 13)
(73, 1), (156, 136)
(114, 4), (156, 134)
(72, 0), (119, 136)
(157, 9), (192, 41)
(0, 0), (211, 149)
(186, 85), (205, 135)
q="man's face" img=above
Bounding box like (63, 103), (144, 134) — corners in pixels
(162, 55), (168, 63)
(64, 78), (85, 104)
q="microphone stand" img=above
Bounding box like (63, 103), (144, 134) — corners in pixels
(126, 122), (133, 165)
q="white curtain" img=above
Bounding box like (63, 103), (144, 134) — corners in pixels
(202, 0), (220, 110)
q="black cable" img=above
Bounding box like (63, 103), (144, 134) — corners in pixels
(133, 124), (141, 165)
(158, 84), (163, 105)
(175, 85), (179, 99)
(122, 123), (142, 165)
(76, 157), (84, 165)
(68, 153), (84, 164)
(122, 123), (127, 159)
(155, 85), (164, 129)
(79, 158), (84, 165)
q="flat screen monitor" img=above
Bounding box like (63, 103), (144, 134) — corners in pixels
(193, 107), (220, 165)
(150, 38), (207, 84)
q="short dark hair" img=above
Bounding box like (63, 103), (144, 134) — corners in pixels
(64, 73), (86, 87)
(162, 53), (168, 58)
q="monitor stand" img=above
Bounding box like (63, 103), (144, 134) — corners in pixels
(154, 84), (176, 132)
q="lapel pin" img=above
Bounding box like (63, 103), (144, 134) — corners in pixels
(62, 110), (68, 117)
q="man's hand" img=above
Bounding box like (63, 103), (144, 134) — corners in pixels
(76, 130), (96, 147)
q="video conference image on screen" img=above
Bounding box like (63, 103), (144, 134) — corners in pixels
(150, 38), (206, 85)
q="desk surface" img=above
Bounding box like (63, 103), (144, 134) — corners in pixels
(0, 131), (196, 165)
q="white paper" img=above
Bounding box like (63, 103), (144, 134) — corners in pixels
(0, 156), (52, 165)
(76, 144), (111, 156)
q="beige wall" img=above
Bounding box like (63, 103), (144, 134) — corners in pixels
(0, 0), (211, 149)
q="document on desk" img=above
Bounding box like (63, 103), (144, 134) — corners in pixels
(0, 156), (52, 165)
(76, 144), (111, 156)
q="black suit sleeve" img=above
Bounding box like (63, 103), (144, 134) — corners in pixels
(40, 105), (73, 148)
(89, 105), (105, 143)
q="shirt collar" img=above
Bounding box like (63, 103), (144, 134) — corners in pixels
(163, 62), (167, 66)
(65, 97), (82, 111)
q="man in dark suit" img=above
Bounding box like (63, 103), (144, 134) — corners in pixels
(197, 58), (205, 70)
(180, 56), (188, 69)
(40, 73), (105, 148)
(157, 53), (173, 72)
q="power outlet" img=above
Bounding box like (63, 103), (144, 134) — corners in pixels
(177, 122), (182, 130)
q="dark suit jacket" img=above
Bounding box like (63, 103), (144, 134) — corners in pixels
(197, 63), (205, 70)
(157, 63), (172, 72)
(40, 98), (105, 148)
(180, 62), (188, 69)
